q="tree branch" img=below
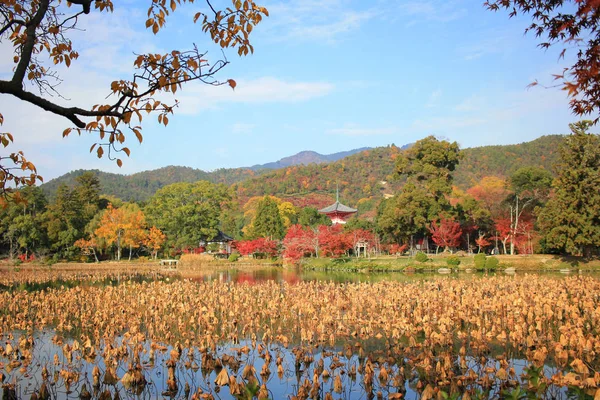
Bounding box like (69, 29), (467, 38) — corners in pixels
(0, 80), (121, 128)
(11, 0), (50, 87)
(66, 0), (93, 14)
(0, 18), (26, 36)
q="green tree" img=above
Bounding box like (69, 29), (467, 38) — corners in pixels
(297, 207), (330, 228)
(0, 186), (48, 258)
(145, 181), (230, 250)
(538, 121), (600, 256)
(44, 185), (85, 257)
(395, 135), (461, 206)
(43, 174), (102, 257)
(376, 183), (432, 244)
(506, 166), (553, 254)
(251, 196), (285, 240)
(379, 136), (462, 246)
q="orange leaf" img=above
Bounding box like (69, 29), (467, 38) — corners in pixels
(228, 79), (237, 90)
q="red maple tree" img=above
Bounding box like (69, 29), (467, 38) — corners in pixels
(282, 224), (317, 262)
(318, 225), (352, 258)
(429, 217), (463, 251)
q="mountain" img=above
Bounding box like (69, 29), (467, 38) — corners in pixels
(235, 135), (564, 211)
(41, 166), (260, 202)
(41, 148), (374, 201)
(249, 148), (371, 170)
(41, 136), (565, 206)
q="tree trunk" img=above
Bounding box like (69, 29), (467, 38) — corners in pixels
(128, 245), (132, 261)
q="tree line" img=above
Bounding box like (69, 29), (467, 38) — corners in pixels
(1, 122), (599, 262)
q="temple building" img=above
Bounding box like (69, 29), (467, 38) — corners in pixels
(318, 190), (357, 224)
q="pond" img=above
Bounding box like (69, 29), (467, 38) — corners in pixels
(192, 266), (593, 285)
(0, 269), (599, 399)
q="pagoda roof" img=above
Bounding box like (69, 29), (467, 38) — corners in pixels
(208, 230), (234, 242)
(318, 201), (357, 214)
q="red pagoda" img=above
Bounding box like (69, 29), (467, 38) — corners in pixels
(318, 188), (357, 224)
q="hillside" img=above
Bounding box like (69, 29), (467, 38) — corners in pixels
(236, 145), (402, 207)
(41, 166), (260, 202)
(454, 134), (563, 188)
(40, 148), (374, 201)
(235, 135), (564, 209)
(41, 135), (565, 205)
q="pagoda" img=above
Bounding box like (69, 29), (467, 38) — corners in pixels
(318, 188), (357, 224)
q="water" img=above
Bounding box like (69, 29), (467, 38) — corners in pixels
(1, 268), (599, 399)
(190, 266), (596, 285)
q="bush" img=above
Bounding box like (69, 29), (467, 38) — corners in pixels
(446, 255), (461, 267)
(485, 256), (499, 270)
(474, 253), (487, 270)
(228, 253), (240, 262)
(415, 251), (429, 263)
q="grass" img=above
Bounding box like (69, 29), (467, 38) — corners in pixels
(300, 253), (600, 272)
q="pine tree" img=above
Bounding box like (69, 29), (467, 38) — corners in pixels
(252, 196), (285, 240)
(538, 121), (600, 256)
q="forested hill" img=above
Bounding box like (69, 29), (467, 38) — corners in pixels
(41, 166), (261, 202)
(454, 134), (563, 187)
(236, 135), (564, 207)
(42, 135), (564, 203)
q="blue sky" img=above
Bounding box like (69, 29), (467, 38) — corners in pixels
(0, 0), (584, 181)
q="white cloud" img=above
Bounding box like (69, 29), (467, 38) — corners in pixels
(327, 123), (398, 136)
(261, 0), (378, 43)
(391, 0), (468, 25)
(175, 77), (334, 114)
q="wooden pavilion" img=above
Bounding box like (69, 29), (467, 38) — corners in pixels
(205, 230), (234, 256)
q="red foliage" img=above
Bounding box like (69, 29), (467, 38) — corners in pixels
(318, 225), (352, 258)
(346, 228), (376, 248)
(429, 217), (463, 250)
(493, 217), (512, 239)
(235, 238), (279, 258)
(475, 234), (491, 251)
(282, 224), (316, 262)
(388, 243), (408, 255)
(17, 254), (35, 262)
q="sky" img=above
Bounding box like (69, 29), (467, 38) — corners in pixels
(0, 0), (586, 182)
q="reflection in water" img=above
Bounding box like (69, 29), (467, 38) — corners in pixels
(191, 267), (594, 285)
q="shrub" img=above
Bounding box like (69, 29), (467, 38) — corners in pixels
(415, 251), (429, 263)
(474, 253), (487, 270)
(228, 253), (240, 262)
(485, 256), (499, 270)
(446, 255), (461, 267)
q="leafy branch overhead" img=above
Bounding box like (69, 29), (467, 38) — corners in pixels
(486, 0), (600, 120)
(0, 0), (267, 199)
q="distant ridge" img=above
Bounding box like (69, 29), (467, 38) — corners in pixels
(249, 147), (371, 170)
(40, 136), (564, 206)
